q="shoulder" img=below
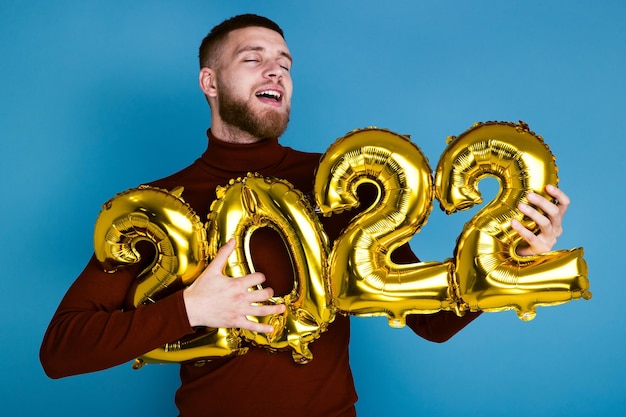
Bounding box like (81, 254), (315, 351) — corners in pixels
(271, 146), (322, 191)
(282, 146), (322, 170)
(145, 162), (200, 189)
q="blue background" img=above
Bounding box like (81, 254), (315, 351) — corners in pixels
(1, 1), (623, 416)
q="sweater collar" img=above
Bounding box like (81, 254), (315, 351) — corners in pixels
(200, 129), (288, 174)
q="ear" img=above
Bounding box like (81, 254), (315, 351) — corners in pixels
(199, 67), (218, 98)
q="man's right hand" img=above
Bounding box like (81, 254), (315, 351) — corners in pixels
(183, 239), (286, 333)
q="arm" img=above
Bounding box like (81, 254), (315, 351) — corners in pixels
(388, 244), (482, 342)
(406, 311), (482, 342)
(40, 240), (284, 379)
(40, 256), (194, 378)
(406, 185), (572, 342)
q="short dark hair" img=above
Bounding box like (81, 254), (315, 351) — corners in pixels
(199, 14), (284, 69)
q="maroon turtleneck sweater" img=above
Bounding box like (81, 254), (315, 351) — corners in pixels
(40, 131), (479, 417)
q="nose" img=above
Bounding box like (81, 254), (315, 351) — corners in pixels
(264, 61), (285, 80)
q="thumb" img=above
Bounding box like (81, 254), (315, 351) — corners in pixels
(207, 238), (236, 273)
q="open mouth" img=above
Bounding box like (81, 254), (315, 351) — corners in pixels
(255, 89), (282, 103)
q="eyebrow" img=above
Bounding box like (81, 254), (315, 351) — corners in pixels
(235, 45), (293, 63)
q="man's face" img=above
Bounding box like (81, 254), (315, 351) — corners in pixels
(213, 26), (293, 140)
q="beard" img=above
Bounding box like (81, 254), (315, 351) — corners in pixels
(217, 81), (290, 140)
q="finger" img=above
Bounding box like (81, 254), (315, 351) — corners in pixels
(511, 219), (546, 255)
(248, 303), (286, 317)
(207, 239), (236, 272)
(511, 219), (537, 243)
(545, 184), (570, 209)
(544, 185), (569, 220)
(235, 272), (267, 290)
(526, 192), (560, 219)
(246, 286), (275, 303)
(518, 201), (552, 231)
(237, 305), (286, 333)
(238, 320), (277, 334)
(525, 192), (565, 237)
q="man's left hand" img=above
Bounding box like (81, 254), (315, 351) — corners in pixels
(511, 184), (570, 256)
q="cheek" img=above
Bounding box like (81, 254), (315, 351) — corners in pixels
(220, 71), (253, 97)
(284, 80), (294, 102)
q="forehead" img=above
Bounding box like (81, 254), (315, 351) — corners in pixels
(222, 26), (291, 59)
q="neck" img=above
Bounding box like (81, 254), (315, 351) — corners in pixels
(202, 130), (286, 175)
(210, 119), (264, 144)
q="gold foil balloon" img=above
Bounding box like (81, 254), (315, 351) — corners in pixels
(434, 121), (591, 320)
(314, 128), (456, 328)
(134, 327), (244, 368)
(206, 173), (333, 364)
(90, 121), (592, 370)
(93, 186), (242, 367)
(94, 186), (208, 303)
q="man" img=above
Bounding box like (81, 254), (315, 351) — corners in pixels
(40, 14), (571, 416)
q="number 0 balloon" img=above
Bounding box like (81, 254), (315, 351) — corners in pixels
(206, 173), (333, 364)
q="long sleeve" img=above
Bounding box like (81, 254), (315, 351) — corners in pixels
(40, 255), (195, 379)
(390, 243), (481, 342)
(319, 182), (481, 344)
(406, 310), (481, 342)
(39, 133), (479, 416)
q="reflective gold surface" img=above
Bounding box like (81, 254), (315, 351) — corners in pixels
(207, 173), (332, 363)
(94, 186), (240, 364)
(92, 122), (592, 368)
(315, 128), (455, 327)
(434, 121), (591, 320)
(94, 185), (208, 303)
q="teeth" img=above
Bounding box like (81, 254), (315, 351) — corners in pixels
(256, 90), (281, 100)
